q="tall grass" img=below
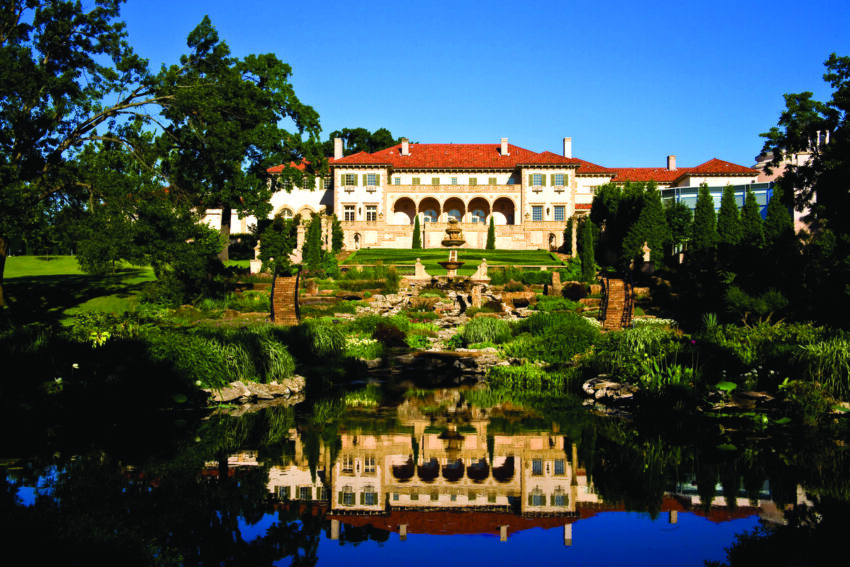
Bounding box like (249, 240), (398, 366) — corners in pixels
(298, 318), (346, 358)
(795, 338), (850, 400)
(461, 317), (512, 346)
(506, 312), (599, 365)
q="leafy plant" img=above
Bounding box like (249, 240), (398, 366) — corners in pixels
(461, 317), (512, 346)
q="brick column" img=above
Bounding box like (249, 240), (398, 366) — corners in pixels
(271, 272), (300, 325)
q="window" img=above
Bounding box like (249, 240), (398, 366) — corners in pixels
(366, 205), (377, 221)
(412, 177), (421, 185)
(532, 459), (543, 475)
(366, 173), (378, 186)
(323, 177), (331, 190)
(394, 177), (401, 185)
(364, 456), (376, 473)
(553, 492), (566, 507)
(342, 455), (354, 473)
(468, 177), (477, 186)
(532, 206), (543, 222)
(554, 173), (565, 186)
(278, 486), (290, 499)
(554, 206), (565, 221)
(341, 488), (355, 506)
(451, 177), (458, 185)
(393, 492), (399, 501)
(344, 205), (355, 222)
(318, 487), (328, 501)
(554, 459), (565, 475)
(430, 492), (439, 502)
(447, 209), (461, 221)
(281, 208), (294, 220)
(298, 486), (312, 500)
(488, 493), (497, 504)
(410, 492), (419, 501)
(530, 491), (545, 506)
(471, 209), (486, 224)
(423, 209), (437, 223)
(344, 173), (357, 186)
(362, 488), (377, 506)
(431, 177), (440, 185)
(488, 177), (497, 185)
(532, 173), (544, 186)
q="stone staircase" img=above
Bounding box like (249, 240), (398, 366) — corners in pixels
(600, 278), (634, 331)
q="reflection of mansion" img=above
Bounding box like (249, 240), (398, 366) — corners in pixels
(203, 137), (760, 252)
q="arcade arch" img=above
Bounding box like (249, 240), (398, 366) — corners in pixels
(492, 198), (515, 225)
(392, 197), (416, 225)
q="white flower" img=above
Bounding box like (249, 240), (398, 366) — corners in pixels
(72, 363), (79, 369)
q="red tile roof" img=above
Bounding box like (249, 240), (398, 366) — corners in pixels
(332, 143), (582, 170)
(573, 158), (616, 175)
(611, 159), (758, 184)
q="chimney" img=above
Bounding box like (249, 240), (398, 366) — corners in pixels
(334, 138), (343, 160)
(401, 138), (410, 156)
(501, 137), (509, 156)
(667, 155), (677, 171)
(563, 137), (572, 158)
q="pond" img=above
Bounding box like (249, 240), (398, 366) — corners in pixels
(2, 384), (847, 565)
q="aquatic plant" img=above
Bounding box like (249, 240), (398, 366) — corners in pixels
(461, 317), (512, 346)
(794, 337), (850, 400)
(298, 318), (346, 358)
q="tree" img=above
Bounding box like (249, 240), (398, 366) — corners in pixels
(259, 213), (300, 276)
(412, 215), (422, 249)
(486, 216), (496, 250)
(155, 16), (324, 262)
(716, 185), (741, 268)
(739, 189), (764, 249)
(322, 127), (401, 156)
(331, 214), (344, 253)
(579, 217), (595, 282)
(760, 54), (850, 233)
(0, 0), (152, 309)
(763, 185), (795, 248)
(621, 184), (669, 269)
(665, 200), (692, 252)
(717, 186), (741, 247)
(564, 216), (574, 254)
(301, 213), (324, 272)
(690, 184), (717, 263)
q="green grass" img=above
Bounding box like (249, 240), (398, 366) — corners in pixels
(4, 255), (156, 324)
(344, 249), (562, 276)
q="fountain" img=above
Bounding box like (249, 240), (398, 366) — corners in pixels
(438, 219), (466, 277)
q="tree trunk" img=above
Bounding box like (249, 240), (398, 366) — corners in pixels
(0, 234), (7, 310)
(218, 205), (232, 262)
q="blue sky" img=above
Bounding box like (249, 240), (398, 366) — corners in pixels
(122, 0), (849, 168)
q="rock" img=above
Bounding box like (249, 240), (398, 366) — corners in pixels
(206, 375), (305, 404)
(582, 376), (638, 405)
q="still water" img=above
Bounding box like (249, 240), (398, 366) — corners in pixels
(2, 385), (845, 565)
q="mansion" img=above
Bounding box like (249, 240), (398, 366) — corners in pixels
(203, 137), (761, 252)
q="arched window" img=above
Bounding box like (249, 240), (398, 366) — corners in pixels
(423, 209), (438, 223)
(447, 209), (461, 221)
(281, 208), (293, 220)
(471, 209), (486, 223)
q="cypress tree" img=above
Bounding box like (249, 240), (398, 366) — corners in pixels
(763, 185), (795, 248)
(331, 214), (344, 253)
(412, 215), (422, 249)
(739, 189), (763, 248)
(621, 185), (669, 269)
(301, 213), (324, 271)
(665, 200), (692, 252)
(716, 186), (741, 247)
(690, 184), (717, 262)
(564, 216), (574, 254)
(579, 218), (596, 282)
(486, 216), (496, 250)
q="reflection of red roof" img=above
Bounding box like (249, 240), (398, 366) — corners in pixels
(332, 143), (582, 170)
(327, 496), (761, 537)
(575, 203), (593, 210)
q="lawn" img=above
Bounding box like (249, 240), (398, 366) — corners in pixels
(4, 256), (156, 324)
(343, 248), (563, 275)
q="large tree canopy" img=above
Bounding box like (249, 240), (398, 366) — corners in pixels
(155, 16), (324, 261)
(322, 127), (401, 157)
(0, 0), (153, 308)
(760, 53), (849, 232)
(0, 1), (325, 310)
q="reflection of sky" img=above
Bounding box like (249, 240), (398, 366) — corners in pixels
(310, 512), (758, 567)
